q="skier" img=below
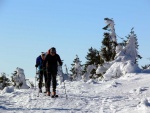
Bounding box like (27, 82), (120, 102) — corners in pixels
(35, 52), (47, 93)
(44, 47), (62, 97)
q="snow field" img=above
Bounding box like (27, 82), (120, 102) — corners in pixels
(1, 73), (150, 113)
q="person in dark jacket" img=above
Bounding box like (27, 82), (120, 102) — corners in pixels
(35, 52), (47, 93)
(44, 47), (62, 97)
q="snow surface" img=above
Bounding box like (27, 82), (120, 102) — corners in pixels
(1, 73), (150, 113)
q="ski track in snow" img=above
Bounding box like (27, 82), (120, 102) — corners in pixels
(1, 73), (150, 113)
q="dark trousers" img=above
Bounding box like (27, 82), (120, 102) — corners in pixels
(38, 70), (47, 89)
(46, 72), (57, 92)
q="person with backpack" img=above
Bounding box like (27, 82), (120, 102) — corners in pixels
(44, 47), (62, 97)
(35, 52), (47, 93)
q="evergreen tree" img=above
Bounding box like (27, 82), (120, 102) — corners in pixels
(70, 55), (83, 81)
(142, 58), (150, 69)
(0, 73), (11, 90)
(142, 64), (150, 70)
(100, 18), (117, 62)
(84, 47), (103, 78)
(124, 28), (142, 64)
(115, 28), (142, 64)
(103, 18), (117, 43)
(64, 64), (69, 75)
(85, 47), (101, 66)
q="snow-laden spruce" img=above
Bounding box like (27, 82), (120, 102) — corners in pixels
(11, 67), (29, 89)
(104, 18), (117, 42)
(97, 29), (141, 80)
(70, 55), (83, 81)
(57, 65), (69, 85)
(82, 64), (96, 81)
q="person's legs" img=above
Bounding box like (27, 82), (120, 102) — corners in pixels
(52, 74), (57, 92)
(38, 71), (43, 92)
(43, 71), (47, 92)
(48, 67), (58, 97)
(46, 72), (51, 95)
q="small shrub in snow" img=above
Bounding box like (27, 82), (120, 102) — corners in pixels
(11, 67), (29, 89)
(0, 73), (11, 90)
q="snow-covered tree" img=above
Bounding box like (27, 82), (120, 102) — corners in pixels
(57, 65), (64, 85)
(103, 18), (117, 42)
(82, 64), (97, 81)
(96, 18), (118, 79)
(100, 18), (117, 62)
(142, 64), (150, 70)
(115, 44), (123, 55)
(11, 67), (29, 89)
(126, 28), (142, 63)
(57, 64), (69, 85)
(70, 55), (83, 81)
(142, 60), (150, 73)
(85, 47), (101, 67)
(103, 29), (142, 80)
(115, 28), (142, 64)
(96, 64), (107, 75)
(64, 64), (70, 80)
(84, 47), (102, 77)
(124, 34), (138, 63)
(0, 73), (11, 90)
(25, 79), (34, 88)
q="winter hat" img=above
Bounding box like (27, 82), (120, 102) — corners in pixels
(50, 47), (56, 53)
(41, 52), (45, 57)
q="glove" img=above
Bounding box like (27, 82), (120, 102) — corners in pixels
(35, 64), (38, 67)
(60, 61), (63, 66)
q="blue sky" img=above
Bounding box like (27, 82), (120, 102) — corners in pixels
(0, 0), (150, 79)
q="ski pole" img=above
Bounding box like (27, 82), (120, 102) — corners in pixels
(35, 68), (40, 97)
(35, 68), (37, 90)
(62, 66), (68, 99)
(63, 79), (68, 99)
(37, 69), (40, 97)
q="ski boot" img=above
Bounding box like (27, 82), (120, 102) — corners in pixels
(51, 92), (58, 98)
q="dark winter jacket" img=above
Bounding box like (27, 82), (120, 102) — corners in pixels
(36, 55), (46, 71)
(44, 54), (62, 74)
